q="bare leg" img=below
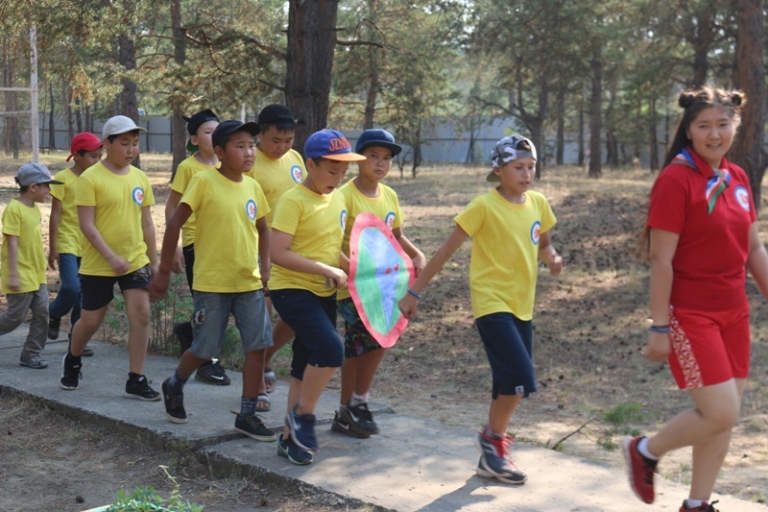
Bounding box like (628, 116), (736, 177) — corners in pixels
(69, 306), (109, 356)
(123, 289), (150, 375)
(295, 365), (336, 416)
(488, 393), (523, 434)
(242, 349), (266, 399)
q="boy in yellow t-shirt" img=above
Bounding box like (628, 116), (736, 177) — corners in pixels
(399, 135), (563, 486)
(269, 129), (365, 464)
(150, 120), (274, 441)
(246, 104), (306, 395)
(61, 115), (160, 402)
(333, 129), (425, 438)
(48, 132), (102, 356)
(165, 109), (231, 386)
(1, 163), (61, 369)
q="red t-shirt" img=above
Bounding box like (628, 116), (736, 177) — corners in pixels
(647, 148), (756, 311)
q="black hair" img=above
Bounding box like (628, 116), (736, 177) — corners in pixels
(663, 86), (746, 168)
(309, 157), (329, 167)
(19, 185), (29, 193)
(77, 149), (88, 157)
(107, 129), (141, 144)
(258, 123), (296, 135)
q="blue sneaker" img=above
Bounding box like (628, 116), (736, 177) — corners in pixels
(285, 405), (317, 452)
(277, 433), (313, 465)
(475, 430), (527, 484)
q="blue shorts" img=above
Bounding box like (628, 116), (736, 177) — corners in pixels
(475, 312), (537, 399)
(190, 290), (272, 359)
(270, 288), (343, 379)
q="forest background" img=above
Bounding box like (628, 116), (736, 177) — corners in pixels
(0, 0), (766, 200)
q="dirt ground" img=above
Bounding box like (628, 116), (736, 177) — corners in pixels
(0, 153), (766, 510)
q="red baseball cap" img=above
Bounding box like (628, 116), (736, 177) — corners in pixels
(67, 132), (103, 161)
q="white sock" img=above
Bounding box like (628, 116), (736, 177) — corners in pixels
(684, 499), (705, 509)
(338, 403), (347, 413)
(350, 392), (369, 407)
(637, 437), (658, 460)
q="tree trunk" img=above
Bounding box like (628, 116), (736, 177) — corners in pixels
(588, 57), (602, 178)
(729, 0), (766, 210)
(363, 45), (379, 130)
(649, 98), (658, 172)
(64, 83), (74, 144)
(578, 90), (585, 167)
(411, 120), (421, 178)
(285, 0), (339, 156)
(48, 82), (55, 150)
(170, 0), (186, 181)
(556, 85), (565, 166)
(119, 0), (140, 167)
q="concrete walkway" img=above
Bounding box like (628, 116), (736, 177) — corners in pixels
(1, 325), (764, 511)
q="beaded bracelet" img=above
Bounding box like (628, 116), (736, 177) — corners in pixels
(649, 325), (669, 333)
(407, 288), (422, 299)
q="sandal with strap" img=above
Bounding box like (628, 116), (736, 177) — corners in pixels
(256, 393), (271, 412)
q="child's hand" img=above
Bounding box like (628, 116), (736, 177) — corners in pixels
(149, 271), (170, 300)
(549, 254), (563, 276)
(261, 268), (270, 289)
(7, 273), (21, 292)
(172, 247), (185, 274)
(325, 268), (348, 289)
(412, 252), (427, 278)
(48, 249), (58, 271)
(643, 331), (670, 362)
(109, 256), (131, 275)
(399, 294), (419, 319)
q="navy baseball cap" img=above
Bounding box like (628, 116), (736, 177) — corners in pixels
(355, 128), (402, 157)
(212, 120), (260, 149)
(304, 129), (366, 162)
(183, 109), (219, 152)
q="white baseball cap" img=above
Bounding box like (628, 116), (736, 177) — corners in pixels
(102, 115), (147, 140)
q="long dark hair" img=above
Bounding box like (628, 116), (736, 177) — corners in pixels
(640, 86), (746, 262)
(662, 86), (746, 168)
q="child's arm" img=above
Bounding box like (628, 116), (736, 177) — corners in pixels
(271, 229), (348, 288)
(746, 222), (768, 298)
(393, 227), (426, 277)
(645, 228), (678, 362)
(78, 205), (130, 275)
(150, 203), (192, 299)
(164, 190), (186, 274)
(537, 231), (563, 276)
(256, 217), (270, 289)
(398, 224), (468, 319)
(5, 235), (21, 292)
(141, 206), (158, 275)
(48, 198), (62, 270)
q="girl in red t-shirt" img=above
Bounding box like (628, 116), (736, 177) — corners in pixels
(623, 86), (768, 512)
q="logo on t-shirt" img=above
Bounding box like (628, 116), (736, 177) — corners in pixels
(734, 186), (751, 212)
(290, 165), (303, 183)
(245, 199), (257, 221)
(530, 221), (541, 245)
(340, 209), (347, 232)
(132, 187), (144, 206)
(384, 212), (396, 229)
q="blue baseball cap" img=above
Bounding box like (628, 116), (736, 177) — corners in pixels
(355, 128), (402, 157)
(305, 129), (366, 162)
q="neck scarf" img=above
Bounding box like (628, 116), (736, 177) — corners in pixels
(671, 147), (730, 214)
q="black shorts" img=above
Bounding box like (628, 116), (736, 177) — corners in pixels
(79, 265), (151, 311)
(182, 244), (195, 291)
(475, 312), (537, 399)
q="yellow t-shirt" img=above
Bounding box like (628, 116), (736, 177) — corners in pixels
(455, 189), (556, 321)
(1, 199), (46, 293)
(269, 185), (346, 297)
(171, 155), (218, 247)
(50, 168), (83, 256)
(336, 180), (403, 300)
(182, 170), (269, 293)
(246, 148), (306, 226)
(76, 162), (155, 277)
